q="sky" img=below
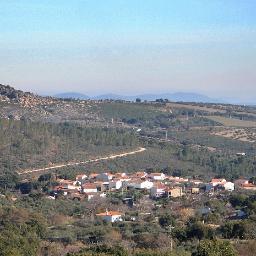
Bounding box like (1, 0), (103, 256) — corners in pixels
(0, 0), (255, 102)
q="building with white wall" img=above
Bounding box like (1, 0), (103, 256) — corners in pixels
(96, 210), (123, 222)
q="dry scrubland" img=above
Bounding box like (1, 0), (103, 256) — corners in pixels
(212, 128), (256, 143)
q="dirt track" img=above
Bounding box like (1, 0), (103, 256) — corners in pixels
(17, 147), (146, 175)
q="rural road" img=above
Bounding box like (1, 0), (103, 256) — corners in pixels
(17, 147), (146, 175)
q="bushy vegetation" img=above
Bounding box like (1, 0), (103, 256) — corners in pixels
(0, 118), (138, 188)
(1, 185), (253, 255)
(1, 95), (256, 255)
(0, 206), (46, 256)
(96, 102), (219, 129)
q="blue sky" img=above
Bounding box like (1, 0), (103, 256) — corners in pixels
(0, 0), (255, 101)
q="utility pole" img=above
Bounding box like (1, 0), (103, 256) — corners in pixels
(168, 225), (175, 251)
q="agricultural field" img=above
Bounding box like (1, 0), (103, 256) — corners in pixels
(167, 128), (256, 155)
(206, 115), (256, 127)
(166, 102), (226, 113)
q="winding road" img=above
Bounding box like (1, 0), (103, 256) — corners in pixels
(17, 147), (146, 175)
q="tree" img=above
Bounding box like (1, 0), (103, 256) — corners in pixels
(229, 194), (248, 208)
(187, 222), (213, 241)
(249, 177), (256, 185)
(0, 224), (40, 256)
(19, 182), (32, 194)
(156, 98), (164, 103)
(159, 214), (175, 228)
(38, 173), (52, 182)
(220, 221), (256, 240)
(193, 239), (238, 256)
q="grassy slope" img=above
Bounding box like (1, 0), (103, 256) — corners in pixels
(95, 102), (167, 120)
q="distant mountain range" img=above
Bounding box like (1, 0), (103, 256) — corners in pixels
(54, 92), (90, 100)
(54, 92), (225, 103)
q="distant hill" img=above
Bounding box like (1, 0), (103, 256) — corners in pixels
(53, 91), (256, 105)
(71, 92), (223, 103)
(54, 92), (90, 100)
(1, 83), (255, 126)
(160, 92), (223, 103)
(93, 94), (131, 101)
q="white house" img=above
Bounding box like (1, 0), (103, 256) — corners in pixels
(109, 179), (123, 190)
(149, 173), (166, 181)
(76, 174), (87, 185)
(168, 176), (189, 183)
(57, 179), (80, 191)
(82, 183), (98, 193)
(211, 178), (226, 187)
(223, 182), (235, 191)
(150, 183), (166, 198)
(127, 179), (153, 189)
(96, 210), (123, 223)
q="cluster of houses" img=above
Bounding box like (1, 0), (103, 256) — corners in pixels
(205, 178), (256, 192)
(205, 178), (235, 192)
(52, 171), (256, 200)
(50, 172), (256, 222)
(53, 172), (188, 201)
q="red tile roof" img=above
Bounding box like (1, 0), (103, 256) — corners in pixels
(82, 183), (97, 189)
(211, 178), (225, 183)
(96, 211), (122, 216)
(151, 173), (164, 176)
(242, 183), (256, 188)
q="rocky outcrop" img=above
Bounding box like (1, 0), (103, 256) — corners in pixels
(0, 83), (100, 123)
(0, 84), (56, 107)
(0, 84), (31, 101)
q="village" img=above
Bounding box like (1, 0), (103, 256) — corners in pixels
(44, 170), (256, 223)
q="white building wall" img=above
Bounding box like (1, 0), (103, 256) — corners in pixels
(152, 174), (166, 181)
(224, 182), (235, 191)
(102, 215), (122, 222)
(109, 180), (123, 190)
(83, 188), (98, 193)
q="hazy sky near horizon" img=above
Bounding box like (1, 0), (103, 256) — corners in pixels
(0, 0), (255, 101)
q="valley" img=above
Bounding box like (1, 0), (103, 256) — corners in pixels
(0, 84), (256, 256)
